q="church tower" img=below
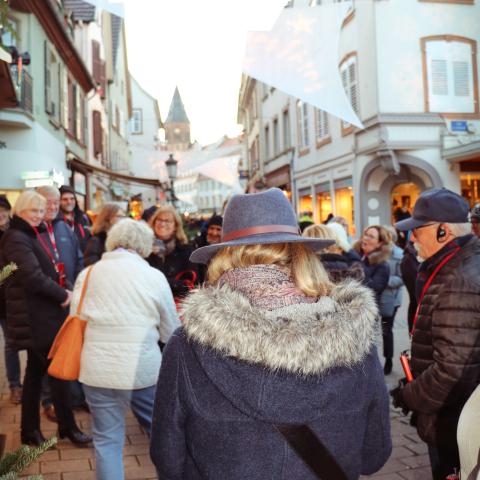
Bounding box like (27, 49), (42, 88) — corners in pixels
(164, 87), (191, 151)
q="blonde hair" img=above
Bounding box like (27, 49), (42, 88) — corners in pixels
(106, 219), (153, 258)
(149, 205), (188, 245)
(207, 242), (332, 297)
(92, 203), (121, 235)
(12, 191), (46, 216)
(36, 185), (60, 199)
(302, 224), (336, 253)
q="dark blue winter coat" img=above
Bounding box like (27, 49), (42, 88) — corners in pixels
(150, 281), (392, 479)
(40, 217), (83, 288)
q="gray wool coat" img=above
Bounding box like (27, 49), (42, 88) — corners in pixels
(150, 281), (392, 479)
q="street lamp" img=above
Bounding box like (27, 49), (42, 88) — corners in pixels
(165, 153), (178, 206)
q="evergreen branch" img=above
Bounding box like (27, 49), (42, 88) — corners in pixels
(9, 437), (57, 474)
(0, 446), (28, 475)
(0, 263), (17, 286)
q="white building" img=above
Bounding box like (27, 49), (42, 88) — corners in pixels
(239, 0), (480, 236)
(129, 75), (163, 207)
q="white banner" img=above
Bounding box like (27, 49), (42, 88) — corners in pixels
(243, 4), (363, 129)
(192, 155), (242, 189)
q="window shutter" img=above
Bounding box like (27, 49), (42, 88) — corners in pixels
(453, 61), (470, 97)
(431, 59), (448, 95)
(99, 60), (106, 99)
(68, 80), (74, 135)
(93, 110), (102, 159)
(44, 42), (52, 114)
(92, 40), (101, 84)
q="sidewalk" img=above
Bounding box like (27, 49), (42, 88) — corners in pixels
(0, 289), (432, 479)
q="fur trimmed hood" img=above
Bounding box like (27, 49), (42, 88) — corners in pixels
(181, 280), (378, 375)
(353, 240), (392, 265)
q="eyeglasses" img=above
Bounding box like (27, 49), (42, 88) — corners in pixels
(412, 223), (438, 233)
(155, 219), (174, 225)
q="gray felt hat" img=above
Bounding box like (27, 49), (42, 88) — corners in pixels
(190, 188), (335, 264)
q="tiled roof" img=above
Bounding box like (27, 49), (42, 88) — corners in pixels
(165, 86), (189, 124)
(63, 0), (96, 22)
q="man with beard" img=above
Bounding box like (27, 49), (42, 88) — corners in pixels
(192, 215), (223, 284)
(59, 185), (91, 252)
(391, 188), (480, 480)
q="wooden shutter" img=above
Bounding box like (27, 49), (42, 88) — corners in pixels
(99, 60), (106, 99)
(68, 79), (75, 135)
(92, 40), (101, 84)
(92, 110), (102, 158)
(44, 42), (52, 114)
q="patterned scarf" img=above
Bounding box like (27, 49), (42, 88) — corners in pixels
(218, 264), (316, 311)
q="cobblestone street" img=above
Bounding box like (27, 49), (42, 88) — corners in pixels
(0, 293), (432, 479)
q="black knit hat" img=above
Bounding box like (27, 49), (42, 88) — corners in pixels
(207, 214), (223, 228)
(59, 185), (76, 197)
(0, 195), (11, 211)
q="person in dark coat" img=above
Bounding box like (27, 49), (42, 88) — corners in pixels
(37, 186), (86, 417)
(147, 205), (197, 297)
(84, 203), (124, 266)
(302, 223), (364, 283)
(353, 225), (392, 308)
(191, 214), (223, 284)
(0, 195), (22, 405)
(391, 188), (480, 480)
(0, 191), (91, 447)
(150, 188), (392, 479)
(400, 238), (419, 333)
(470, 203), (480, 239)
(59, 185), (91, 252)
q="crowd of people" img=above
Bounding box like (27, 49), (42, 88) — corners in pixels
(0, 184), (479, 480)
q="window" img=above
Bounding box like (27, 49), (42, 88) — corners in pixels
(262, 82), (269, 99)
(131, 109), (142, 134)
(422, 36), (478, 116)
(74, 86), (83, 142)
(61, 67), (68, 129)
(282, 109), (291, 149)
(1, 18), (18, 47)
(339, 53), (359, 134)
(315, 109), (330, 144)
(296, 100), (310, 149)
(44, 43), (60, 123)
(264, 125), (270, 159)
(273, 118), (279, 156)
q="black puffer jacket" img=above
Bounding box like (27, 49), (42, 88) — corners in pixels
(0, 216), (69, 350)
(319, 253), (365, 283)
(401, 235), (480, 446)
(147, 242), (197, 297)
(83, 231), (107, 266)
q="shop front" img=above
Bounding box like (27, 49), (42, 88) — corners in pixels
(460, 160), (480, 207)
(334, 178), (354, 233)
(298, 187), (313, 213)
(265, 165), (291, 201)
(315, 182), (332, 223)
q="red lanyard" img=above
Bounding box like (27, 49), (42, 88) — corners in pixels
(33, 225), (59, 264)
(64, 214), (86, 238)
(410, 246), (461, 337)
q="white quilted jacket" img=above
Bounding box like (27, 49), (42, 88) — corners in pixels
(71, 249), (180, 390)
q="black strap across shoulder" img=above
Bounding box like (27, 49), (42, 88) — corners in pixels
(275, 424), (348, 480)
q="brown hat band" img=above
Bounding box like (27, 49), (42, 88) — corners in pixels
(222, 224), (300, 242)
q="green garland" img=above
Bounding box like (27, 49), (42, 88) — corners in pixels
(0, 436), (57, 480)
(0, 263), (17, 286)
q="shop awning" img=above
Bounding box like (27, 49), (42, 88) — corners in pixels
(68, 157), (165, 189)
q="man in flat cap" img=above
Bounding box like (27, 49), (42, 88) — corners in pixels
(391, 188), (480, 480)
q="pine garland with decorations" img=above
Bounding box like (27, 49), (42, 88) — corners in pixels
(0, 263), (17, 286)
(0, 436), (57, 479)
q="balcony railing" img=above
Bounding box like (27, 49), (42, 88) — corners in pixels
(9, 65), (33, 115)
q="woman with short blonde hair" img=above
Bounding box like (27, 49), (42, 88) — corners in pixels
(150, 188), (391, 479)
(146, 205), (197, 298)
(11, 190), (46, 216)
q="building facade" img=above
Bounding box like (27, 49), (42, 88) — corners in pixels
(239, 0), (480, 236)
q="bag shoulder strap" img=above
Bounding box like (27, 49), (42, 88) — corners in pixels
(275, 424), (348, 480)
(75, 266), (94, 316)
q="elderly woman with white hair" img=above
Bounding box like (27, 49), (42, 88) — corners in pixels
(72, 218), (180, 480)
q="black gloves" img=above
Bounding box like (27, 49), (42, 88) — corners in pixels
(390, 378), (410, 415)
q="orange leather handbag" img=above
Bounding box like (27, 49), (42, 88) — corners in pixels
(47, 265), (94, 381)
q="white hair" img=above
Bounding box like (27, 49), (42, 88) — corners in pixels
(36, 185), (60, 199)
(12, 190), (46, 215)
(447, 222), (472, 237)
(326, 222), (351, 253)
(105, 219), (154, 258)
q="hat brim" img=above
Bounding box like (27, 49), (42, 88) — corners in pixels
(190, 233), (335, 264)
(394, 217), (429, 231)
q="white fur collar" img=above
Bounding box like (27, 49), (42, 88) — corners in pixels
(181, 281), (379, 375)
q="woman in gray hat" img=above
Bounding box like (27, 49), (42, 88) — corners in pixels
(150, 188), (391, 480)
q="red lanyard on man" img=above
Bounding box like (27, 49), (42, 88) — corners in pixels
(410, 246), (461, 337)
(32, 224), (66, 287)
(63, 214), (86, 238)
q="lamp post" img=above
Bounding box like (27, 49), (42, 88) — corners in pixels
(165, 153), (178, 207)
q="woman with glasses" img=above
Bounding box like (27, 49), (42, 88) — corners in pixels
(83, 203), (125, 266)
(147, 205), (197, 298)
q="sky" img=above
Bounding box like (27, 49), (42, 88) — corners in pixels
(123, 0), (288, 145)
